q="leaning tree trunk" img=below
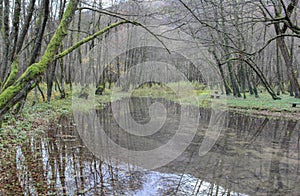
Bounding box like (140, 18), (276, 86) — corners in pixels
(243, 59), (280, 100)
(0, 0), (80, 117)
(0, 0), (139, 117)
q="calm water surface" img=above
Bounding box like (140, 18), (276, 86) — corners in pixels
(7, 97), (300, 195)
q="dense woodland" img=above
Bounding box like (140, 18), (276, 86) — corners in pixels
(0, 0), (300, 117)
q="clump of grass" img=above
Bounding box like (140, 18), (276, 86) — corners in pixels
(224, 93), (300, 112)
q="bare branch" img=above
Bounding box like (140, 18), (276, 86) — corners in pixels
(55, 21), (129, 60)
(78, 6), (170, 53)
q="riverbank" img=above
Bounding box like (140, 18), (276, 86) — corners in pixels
(223, 94), (300, 120)
(2, 95), (299, 195)
(0, 96), (71, 194)
(0, 86), (299, 194)
(1, 84), (299, 161)
(107, 84), (300, 120)
(1, 84), (299, 140)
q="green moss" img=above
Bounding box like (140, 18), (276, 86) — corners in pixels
(2, 57), (19, 90)
(98, 85), (104, 89)
(0, 86), (21, 108)
(16, 63), (41, 84)
(0, 0), (79, 114)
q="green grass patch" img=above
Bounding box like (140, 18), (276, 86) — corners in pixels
(90, 83), (300, 114)
(225, 93), (300, 112)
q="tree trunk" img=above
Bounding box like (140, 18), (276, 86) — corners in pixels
(273, 1), (300, 98)
(0, 0), (80, 117)
(47, 61), (57, 102)
(60, 57), (66, 99)
(243, 59), (280, 100)
(211, 50), (231, 95)
(275, 35), (300, 98)
(0, 0), (10, 81)
(276, 41), (285, 95)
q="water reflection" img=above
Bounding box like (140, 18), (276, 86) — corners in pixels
(4, 97), (300, 195)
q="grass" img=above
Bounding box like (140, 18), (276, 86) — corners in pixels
(225, 93), (299, 112)
(67, 82), (300, 116)
(108, 82), (300, 114)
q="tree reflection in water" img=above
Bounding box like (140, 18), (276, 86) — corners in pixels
(4, 97), (300, 195)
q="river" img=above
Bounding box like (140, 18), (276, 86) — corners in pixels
(10, 97), (300, 195)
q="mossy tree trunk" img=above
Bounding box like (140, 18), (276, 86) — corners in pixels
(0, 1), (138, 117)
(243, 59), (280, 100)
(16, 0), (50, 111)
(46, 0), (67, 102)
(0, 0), (80, 117)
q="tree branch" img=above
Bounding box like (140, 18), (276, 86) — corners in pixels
(78, 7), (170, 53)
(55, 21), (129, 60)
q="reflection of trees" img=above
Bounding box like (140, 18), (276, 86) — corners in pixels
(268, 120), (297, 195)
(156, 111), (300, 195)
(0, 148), (23, 194)
(9, 114), (146, 195)
(3, 100), (300, 195)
